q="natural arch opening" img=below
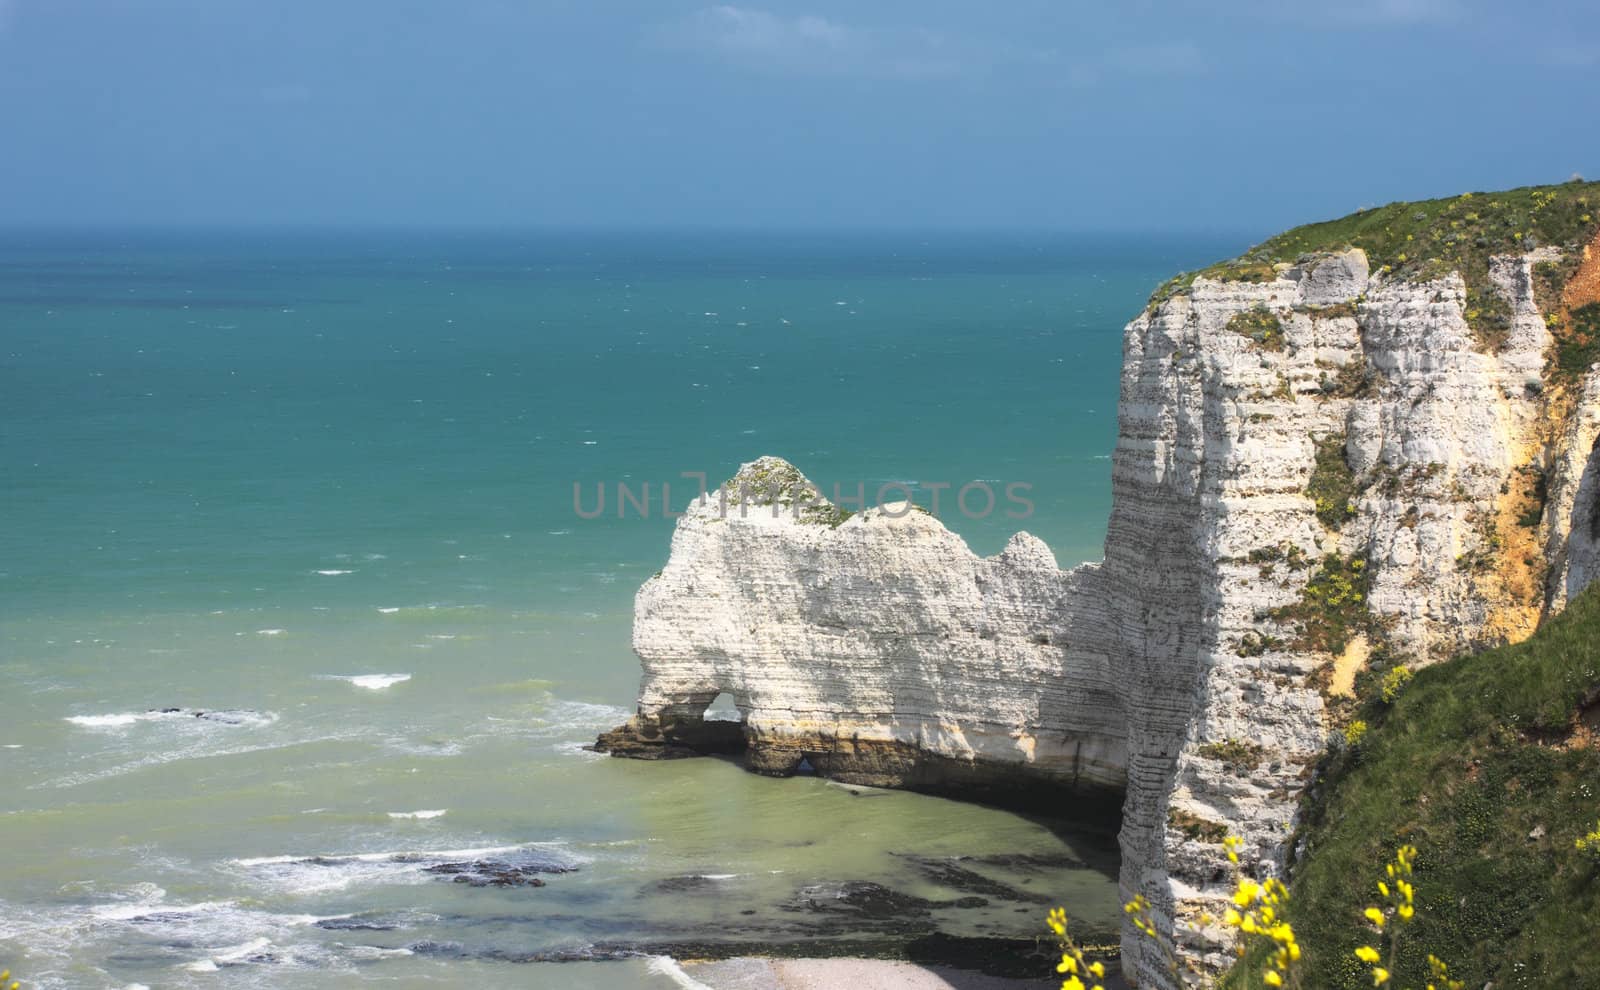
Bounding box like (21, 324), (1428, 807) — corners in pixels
(653, 688), (749, 755)
(704, 691), (742, 722)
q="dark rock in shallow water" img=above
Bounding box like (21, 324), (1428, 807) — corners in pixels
(968, 851), (1089, 870)
(406, 940), (467, 958)
(903, 856), (1051, 905)
(650, 874), (731, 895)
(451, 873), (543, 887)
(788, 882), (943, 921)
(315, 916), (403, 932)
(424, 859), (564, 887)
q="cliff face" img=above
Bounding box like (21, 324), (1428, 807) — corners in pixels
(598, 227), (1600, 985)
(1110, 246), (1596, 982)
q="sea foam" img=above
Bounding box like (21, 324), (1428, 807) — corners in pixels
(65, 709), (277, 730)
(319, 673), (411, 690)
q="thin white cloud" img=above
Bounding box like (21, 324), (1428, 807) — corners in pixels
(660, 6), (965, 79)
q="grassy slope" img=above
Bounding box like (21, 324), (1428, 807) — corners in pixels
(1274, 584), (1600, 989)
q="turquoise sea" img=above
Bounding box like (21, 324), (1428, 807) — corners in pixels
(0, 230), (1237, 988)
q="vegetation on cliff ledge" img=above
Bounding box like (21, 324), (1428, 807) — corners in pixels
(1306, 435), (1357, 529)
(1271, 552), (1370, 655)
(1224, 307), (1285, 350)
(1272, 582), (1600, 988)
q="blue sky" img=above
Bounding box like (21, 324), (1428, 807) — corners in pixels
(0, 0), (1595, 232)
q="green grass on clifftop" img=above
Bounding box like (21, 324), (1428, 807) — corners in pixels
(1271, 584), (1600, 989)
(1149, 180), (1600, 344)
(1249, 181), (1599, 281)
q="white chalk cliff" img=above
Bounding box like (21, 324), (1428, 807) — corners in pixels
(598, 241), (1600, 986)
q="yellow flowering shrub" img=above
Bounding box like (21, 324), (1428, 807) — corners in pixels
(1379, 667), (1411, 704)
(1343, 719), (1368, 747)
(1577, 821), (1600, 867)
(1046, 907), (1112, 990)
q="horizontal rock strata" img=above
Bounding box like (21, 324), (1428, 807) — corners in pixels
(596, 463), (1126, 819)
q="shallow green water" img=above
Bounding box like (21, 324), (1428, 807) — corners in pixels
(0, 230), (1235, 987)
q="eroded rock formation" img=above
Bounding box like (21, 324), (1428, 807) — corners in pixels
(597, 244), (1600, 987)
(597, 468), (1126, 817)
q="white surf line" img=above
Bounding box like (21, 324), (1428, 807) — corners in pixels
(645, 956), (716, 990)
(317, 673), (411, 690)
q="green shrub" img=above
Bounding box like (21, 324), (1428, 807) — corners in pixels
(1168, 806), (1229, 843)
(1557, 302), (1600, 377)
(1273, 554), (1370, 654)
(1226, 307), (1285, 350)
(1198, 738), (1267, 769)
(1308, 436), (1357, 529)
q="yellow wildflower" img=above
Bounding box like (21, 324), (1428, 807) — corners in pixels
(1355, 946), (1381, 963)
(1373, 967), (1391, 985)
(1264, 971), (1283, 987)
(1364, 907), (1385, 928)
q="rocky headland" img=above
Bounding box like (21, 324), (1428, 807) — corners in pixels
(597, 182), (1600, 986)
